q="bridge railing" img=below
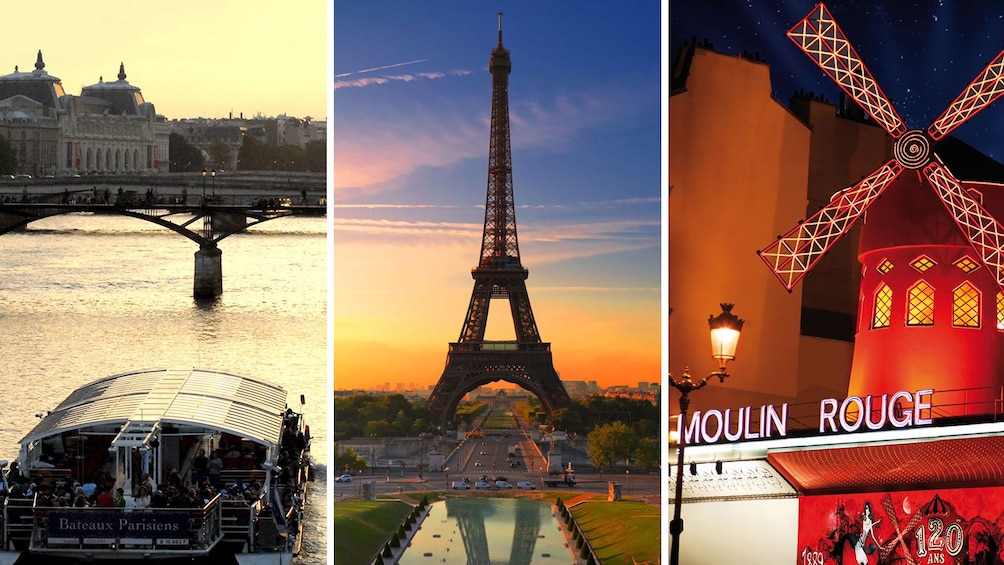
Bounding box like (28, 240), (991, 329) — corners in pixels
(0, 191), (325, 210)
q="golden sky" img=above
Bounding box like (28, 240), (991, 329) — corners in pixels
(0, 1), (327, 120)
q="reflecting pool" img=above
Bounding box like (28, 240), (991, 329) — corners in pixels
(399, 498), (574, 564)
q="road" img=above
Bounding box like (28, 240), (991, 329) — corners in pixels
(333, 406), (661, 504)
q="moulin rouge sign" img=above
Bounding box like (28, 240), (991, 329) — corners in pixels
(678, 389), (934, 445)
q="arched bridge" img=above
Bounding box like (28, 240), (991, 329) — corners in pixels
(0, 180), (325, 298)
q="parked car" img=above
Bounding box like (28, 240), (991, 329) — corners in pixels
(451, 481), (471, 490)
(517, 481), (536, 490)
(474, 460), (482, 467)
(493, 476), (508, 482)
(336, 474), (352, 483)
(496, 480), (513, 489)
(475, 480), (492, 489)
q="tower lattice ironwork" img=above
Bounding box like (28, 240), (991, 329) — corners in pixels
(428, 14), (571, 428)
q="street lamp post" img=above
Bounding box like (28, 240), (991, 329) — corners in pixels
(669, 303), (744, 565)
(201, 168), (207, 203)
(211, 168), (217, 198)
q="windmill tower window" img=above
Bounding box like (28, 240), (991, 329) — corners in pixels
(877, 259), (894, 274)
(952, 282), (980, 328)
(872, 283), (893, 329)
(997, 292), (1004, 331)
(907, 281), (935, 326)
(911, 255), (936, 272)
(954, 256), (980, 273)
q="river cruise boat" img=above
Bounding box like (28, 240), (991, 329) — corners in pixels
(0, 368), (310, 565)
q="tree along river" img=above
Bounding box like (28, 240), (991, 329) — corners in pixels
(0, 212), (327, 563)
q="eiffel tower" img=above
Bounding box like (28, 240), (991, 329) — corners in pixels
(427, 13), (571, 428)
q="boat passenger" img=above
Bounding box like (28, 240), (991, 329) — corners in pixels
(81, 480), (97, 498)
(208, 450), (224, 487)
(131, 486), (151, 509)
(192, 450), (209, 485)
(96, 487), (114, 507)
(151, 489), (169, 508)
(140, 472), (156, 494)
(167, 467), (183, 490)
(113, 488), (126, 508)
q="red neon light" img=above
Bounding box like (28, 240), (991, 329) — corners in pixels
(759, 3), (1004, 293)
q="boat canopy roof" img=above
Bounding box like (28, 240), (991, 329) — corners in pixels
(20, 368), (289, 449)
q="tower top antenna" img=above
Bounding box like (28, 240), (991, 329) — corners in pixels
(497, 11), (503, 45)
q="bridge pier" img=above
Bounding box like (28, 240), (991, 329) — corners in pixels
(193, 245), (223, 298)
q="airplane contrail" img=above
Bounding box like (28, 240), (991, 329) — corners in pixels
(336, 58), (430, 78)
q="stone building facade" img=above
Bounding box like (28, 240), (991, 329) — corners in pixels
(0, 51), (170, 177)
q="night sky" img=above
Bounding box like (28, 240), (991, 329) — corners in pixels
(671, 0), (1004, 163)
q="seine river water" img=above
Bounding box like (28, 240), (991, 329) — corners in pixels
(0, 212), (327, 563)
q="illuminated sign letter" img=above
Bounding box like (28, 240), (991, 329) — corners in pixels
(865, 394), (888, 430)
(766, 403), (788, 438)
(702, 410), (723, 444)
(840, 396), (864, 432)
(680, 411), (703, 445)
(723, 408), (744, 442)
(819, 398), (838, 433)
(889, 390), (914, 428)
(914, 389), (933, 426)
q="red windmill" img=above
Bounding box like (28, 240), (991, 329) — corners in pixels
(758, 3), (1004, 409)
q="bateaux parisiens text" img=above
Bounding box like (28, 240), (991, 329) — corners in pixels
(48, 511), (188, 538)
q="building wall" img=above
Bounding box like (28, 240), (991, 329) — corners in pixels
(680, 498), (798, 563)
(669, 46), (897, 416)
(0, 118), (58, 177)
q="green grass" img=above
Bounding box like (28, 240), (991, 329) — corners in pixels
(482, 409), (516, 429)
(333, 499), (413, 565)
(570, 501), (661, 565)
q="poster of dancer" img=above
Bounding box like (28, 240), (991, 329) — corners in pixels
(798, 486), (1004, 565)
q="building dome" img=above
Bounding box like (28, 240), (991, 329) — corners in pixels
(79, 62), (150, 116)
(0, 50), (66, 108)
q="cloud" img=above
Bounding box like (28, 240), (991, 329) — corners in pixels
(334, 77), (655, 193)
(334, 203), (465, 210)
(335, 58), (430, 78)
(334, 217), (481, 239)
(334, 68), (472, 90)
(333, 214), (658, 267)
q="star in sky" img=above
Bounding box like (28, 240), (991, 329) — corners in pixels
(672, 0), (1004, 162)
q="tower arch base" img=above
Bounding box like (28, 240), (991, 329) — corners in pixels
(428, 345), (571, 429)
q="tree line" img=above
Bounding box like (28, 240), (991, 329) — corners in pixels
(169, 132), (325, 173)
(334, 394), (435, 441)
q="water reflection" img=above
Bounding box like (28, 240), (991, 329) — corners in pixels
(401, 498), (569, 565)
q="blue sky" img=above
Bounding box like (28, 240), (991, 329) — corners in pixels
(333, 1), (663, 390)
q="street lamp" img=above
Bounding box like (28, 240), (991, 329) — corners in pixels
(669, 303), (744, 565)
(211, 168), (217, 198)
(201, 168), (207, 202)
